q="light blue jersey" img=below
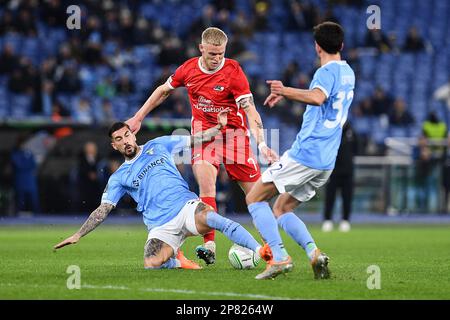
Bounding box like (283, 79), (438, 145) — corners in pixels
(101, 135), (197, 230)
(288, 60), (355, 170)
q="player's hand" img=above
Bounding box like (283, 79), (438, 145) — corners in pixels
(266, 80), (285, 96)
(125, 115), (142, 134)
(264, 93), (284, 108)
(260, 145), (280, 164)
(217, 108), (230, 129)
(53, 234), (80, 250)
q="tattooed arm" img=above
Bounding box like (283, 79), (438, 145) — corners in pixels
(238, 96), (279, 164)
(190, 109), (230, 146)
(53, 203), (114, 250)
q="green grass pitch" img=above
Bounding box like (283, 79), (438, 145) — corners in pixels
(1, 224), (449, 300)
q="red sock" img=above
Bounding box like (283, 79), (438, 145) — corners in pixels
(201, 196), (217, 243)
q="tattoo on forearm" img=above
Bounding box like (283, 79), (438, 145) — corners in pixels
(191, 125), (221, 146)
(255, 120), (263, 129)
(144, 238), (164, 258)
(238, 96), (254, 110)
(77, 203), (113, 237)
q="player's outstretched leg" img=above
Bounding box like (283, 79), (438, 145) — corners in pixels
(274, 194), (330, 279)
(245, 179), (293, 280)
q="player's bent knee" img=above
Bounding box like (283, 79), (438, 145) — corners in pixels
(195, 202), (215, 234)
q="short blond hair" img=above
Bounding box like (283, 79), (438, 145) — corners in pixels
(201, 27), (228, 46)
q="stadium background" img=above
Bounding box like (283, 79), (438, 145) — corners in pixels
(0, 0), (449, 218)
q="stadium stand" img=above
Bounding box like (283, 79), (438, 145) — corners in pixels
(0, 0), (449, 214)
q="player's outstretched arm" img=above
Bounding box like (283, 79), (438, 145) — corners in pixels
(126, 83), (174, 134)
(190, 109), (229, 146)
(53, 203), (114, 250)
(238, 96), (279, 164)
(265, 80), (326, 107)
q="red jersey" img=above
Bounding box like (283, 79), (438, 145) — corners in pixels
(166, 57), (252, 134)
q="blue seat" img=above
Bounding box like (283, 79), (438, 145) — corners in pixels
(10, 94), (32, 119)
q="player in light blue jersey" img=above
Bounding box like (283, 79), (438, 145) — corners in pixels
(246, 22), (355, 279)
(54, 110), (273, 272)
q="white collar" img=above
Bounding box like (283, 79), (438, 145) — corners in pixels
(321, 60), (347, 68)
(124, 145), (143, 164)
(198, 57), (226, 74)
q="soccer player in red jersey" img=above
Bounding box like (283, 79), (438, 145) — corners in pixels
(126, 27), (278, 264)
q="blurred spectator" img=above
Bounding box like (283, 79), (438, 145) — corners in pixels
(15, 8), (37, 36)
(40, 0), (67, 28)
(157, 36), (186, 67)
(227, 33), (257, 63)
(96, 76), (116, 99)
(116, 75), (135, 95)
(83, 40), (104, 65)
(171, 100), (190, 119)
(108, 47), (135, 70)
(213, 0), (235, 11)
(442, 135), (450, 213)
(133, 17), (157, 45)
(282, 61), (300, 88)
(0, 44), (19, 75)
(412, 136), (436, 211)
(422, 111), (447, 159)
(286, 0), (320, 31)
(230, 10), (254, 37)
(188, 4), (217, 40)
(100, 156), (123, 187)
(11, 136), (40, 214)
(355, 98), (374, 117)
(0, 10), (17, 35)
(55, 63), (82, 94)
(51, 100), (71, 121)
(73, 98), (94, 124)
(322, 122), (357, 232)
(364, 29), (392, 52)
(41, 80), (54, 117)
(389, 98), (414, 126)
(253, 0), (270, 31)
(78, 141), (102, 212)
(347, 48), (361, 78)
(215, 9), (232, 34)
(403, 27), (425, 52)
(434, 81), (450, 111)
(119, 10), (136, 48)
(371, 86), (393, 116)
(97, 99), (116, 124)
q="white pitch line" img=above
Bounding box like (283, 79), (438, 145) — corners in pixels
(1, 283), (302, 300)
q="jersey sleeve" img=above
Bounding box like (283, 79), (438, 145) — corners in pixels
(152, 135), (191, 154)
(310, 66), (335, 99)
(229, 65), (253, 103)
(166, 64), (185, 89)
(101, 175), (126, 207)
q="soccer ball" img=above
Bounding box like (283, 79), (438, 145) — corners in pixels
(228, 244), (260, 269)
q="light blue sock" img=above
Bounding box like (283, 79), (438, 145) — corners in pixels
(144, 258), (180, 269)
(277, 212), (317, 260)
(248, 202), (288, 262)
(206, 211), (260, 252)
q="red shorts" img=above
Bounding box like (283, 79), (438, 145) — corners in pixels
(191, 132), (261, 182)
